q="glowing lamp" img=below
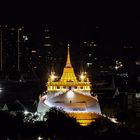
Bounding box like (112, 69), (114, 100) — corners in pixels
(80, 74), (85, 82)
(24, 110), (29, 115)
(50, 72), (56, 82)
(37, 136), (43, 140)
(67, 90), (74, 98)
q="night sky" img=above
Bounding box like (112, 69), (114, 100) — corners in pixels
(0, 1), (140, 52)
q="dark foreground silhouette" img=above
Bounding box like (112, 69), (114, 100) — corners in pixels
(0, 108), (139, 140)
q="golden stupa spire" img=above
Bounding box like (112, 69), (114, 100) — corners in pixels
(59, 44), (77, 82)
(66, 44), (72, 68)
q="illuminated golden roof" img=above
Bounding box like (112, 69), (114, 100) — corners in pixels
(60, 44), (78, 82)
(47, 44), (91, 92)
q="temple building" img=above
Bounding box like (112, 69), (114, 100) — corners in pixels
(47, 44), (91, 95)
(37, 44), (101, 126)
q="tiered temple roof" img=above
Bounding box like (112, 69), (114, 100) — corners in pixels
(47, 44), (91, 93)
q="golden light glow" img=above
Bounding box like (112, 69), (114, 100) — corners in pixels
(68, 112), (100, 126)
(77, 119), (95, 126)
(80, 73), (85, 82)
(49, 72), (56, 82)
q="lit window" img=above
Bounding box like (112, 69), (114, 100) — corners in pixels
(89, 54), (92, 57)
(86, 63), (92, 67)
(31, 50), (37, 53)
(136, 93), (140, 98)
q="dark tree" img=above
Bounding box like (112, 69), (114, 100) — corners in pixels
(44, 107), (80, 139)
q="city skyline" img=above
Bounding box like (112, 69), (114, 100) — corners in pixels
(0, 1), (140, 43)
(0, 1), (140, 84)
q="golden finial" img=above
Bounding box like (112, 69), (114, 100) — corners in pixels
(66, 44), (72, 67)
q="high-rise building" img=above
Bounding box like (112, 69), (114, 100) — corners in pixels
(121, 45), (137, 89)
(80, 40), (115, 90)
(0, 25), (30, 79)
(34, 27), (55, 81)
(126, 92), (140, 118)
(41, 28), (54, 68)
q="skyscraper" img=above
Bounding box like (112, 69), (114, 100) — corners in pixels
(0, 25), (29, 80)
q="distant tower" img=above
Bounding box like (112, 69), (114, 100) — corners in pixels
(36, 27), (56, 81)
(41, 28), (54, 67)
(0, 26), (29, 78)
(17, 28), (24, 71)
